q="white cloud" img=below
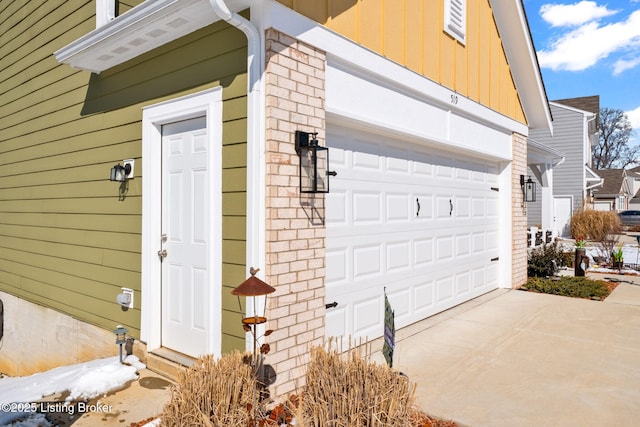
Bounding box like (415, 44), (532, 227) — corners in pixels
(626, 106), (640, 129)
(613, 56), (640, 74)
(537, 10), (640, 71)
(540, 1), (617, 27)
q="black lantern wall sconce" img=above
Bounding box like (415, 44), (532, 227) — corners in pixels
(109, 159), (135, 182)
(520, 175), (536, 203)
(295, 131), (336, 193)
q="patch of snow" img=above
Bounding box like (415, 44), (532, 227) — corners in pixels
(0, 356), (145, 426)
(0, 412), (52, 427)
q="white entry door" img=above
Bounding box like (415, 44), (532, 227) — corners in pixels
(553, 196), (572, 237)
(161, 116), (212, 357)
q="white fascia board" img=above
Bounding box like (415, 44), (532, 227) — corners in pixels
(54, 0), (250, 73)
(528, 138), (565, 164)
(549, 102), (596, 118)
(261, 0), (528, 143)
(489, 0), (553, 134)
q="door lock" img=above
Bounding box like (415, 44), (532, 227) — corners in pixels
(157, 249), (168, 260)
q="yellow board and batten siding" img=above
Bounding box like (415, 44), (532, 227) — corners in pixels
(0, 0), (247, 352)
(277, 0), (526, 125)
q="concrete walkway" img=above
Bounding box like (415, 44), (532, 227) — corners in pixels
(395, 280), (640, 427)
(66, 275), (640, 426)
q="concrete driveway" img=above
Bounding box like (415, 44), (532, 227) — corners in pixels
(394, 280), (640, 426)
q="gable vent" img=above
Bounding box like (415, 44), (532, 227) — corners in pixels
(445, 0), (466, 44)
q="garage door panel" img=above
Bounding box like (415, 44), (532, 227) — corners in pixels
(353, 297), (382, 337)
(454, 197), (471, 218)
(414, 281), (435, 312)
(413, 159), (433, 176)
(387, 241), (411, 271)
(327, 189), (348, 224)
(386, 155), (411, 173)
(326, 129), (502, 341)
(436, 276), (454, 302)
(387, 288), (411, 317)
(436, 236), (454, 261)
(457, 271), (472, 295)
(353, 192), (382, 223)
(456, 234), (471, 257)
(386, 193), (412, 221)
(415, 194), (434, 219)
(414, 238), (434, 265)
(353, 244), (382, 278)
(326, 306), (348, 337)
(326, 248), (348, 284)
(353, 150), (381, 170)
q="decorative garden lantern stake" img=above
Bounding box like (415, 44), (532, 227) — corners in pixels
(231, 268), (276, 359)
(231, 268), (276, 425)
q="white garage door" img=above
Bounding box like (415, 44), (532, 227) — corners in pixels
(326, 128), (501, 340)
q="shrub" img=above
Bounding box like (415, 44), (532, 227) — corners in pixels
(528, 240), (564, 277)
(523, 276), (610, 300)
(161, 352), (260, 427)
(570, 210), (621, 241)
(301, 344), (416, 426)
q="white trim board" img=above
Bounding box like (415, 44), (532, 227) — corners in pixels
(257, 0), (530, 140)
(140, 88), (223, 355)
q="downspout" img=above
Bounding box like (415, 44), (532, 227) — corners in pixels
(210, 0), (265, 351)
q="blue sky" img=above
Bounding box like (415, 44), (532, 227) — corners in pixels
(523, 0), (640, 142)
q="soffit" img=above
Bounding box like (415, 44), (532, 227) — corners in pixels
(55, 0), (248, 73)
(490, 0), (553, 133)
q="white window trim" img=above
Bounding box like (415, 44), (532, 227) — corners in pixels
(140, 88), (223, 355)
(444, 0), (466, 44)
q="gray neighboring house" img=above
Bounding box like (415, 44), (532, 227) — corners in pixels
(592, 169), (632, 211)
(527, 96), (602, 236)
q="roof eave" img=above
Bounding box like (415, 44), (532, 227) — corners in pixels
(54, 0), (249, 73)
(490, 0), (553, 134)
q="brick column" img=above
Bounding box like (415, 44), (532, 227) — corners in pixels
(512, 132), (528, 287)
(263, 28), (326, 397)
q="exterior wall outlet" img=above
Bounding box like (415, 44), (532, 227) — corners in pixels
(118, 287), (134, 309)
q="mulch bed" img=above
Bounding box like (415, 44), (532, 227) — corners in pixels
(130, 396), (459, 427)
(258, 398), (458, 427)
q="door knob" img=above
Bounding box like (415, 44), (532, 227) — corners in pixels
(157, 249), (168, 260)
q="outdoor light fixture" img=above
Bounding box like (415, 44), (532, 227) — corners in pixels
(520, 175), (536, 203)
(114, 325), (128, 364)
(109, 159), (135, 182)
(295, 131), (336, 193)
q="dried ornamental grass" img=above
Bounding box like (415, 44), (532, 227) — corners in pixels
(570, 210), (621, 241)
(161, 352), (261, 427)
(299, 344), (416, 427)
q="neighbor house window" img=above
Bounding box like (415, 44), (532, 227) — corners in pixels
(444, 0), (466, 44)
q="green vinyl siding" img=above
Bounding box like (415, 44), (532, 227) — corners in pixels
(0, 0), (247, 352)
(117, 1), (145, 16)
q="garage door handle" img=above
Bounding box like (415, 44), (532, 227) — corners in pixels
(450, 199), (453, 216)
(325, 301), (338, 309)
(416, 198), (420, 217)
(327, 171), (337, 176)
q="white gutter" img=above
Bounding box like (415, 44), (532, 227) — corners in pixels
(209, 0), (265, 347)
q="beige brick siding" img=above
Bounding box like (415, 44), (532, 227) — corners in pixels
(512, 132), (528, 287)
(263, 28), (327, 397)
